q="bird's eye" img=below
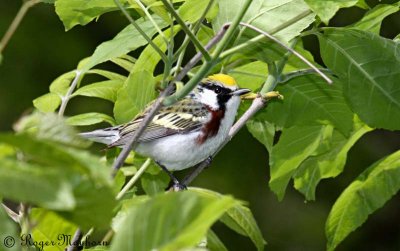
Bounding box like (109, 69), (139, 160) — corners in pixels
(214, 86), (222, 94)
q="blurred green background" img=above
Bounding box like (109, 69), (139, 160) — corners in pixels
(1, 1), (400, 250)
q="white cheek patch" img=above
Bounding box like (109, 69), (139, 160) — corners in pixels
(199, 89), (219, 109)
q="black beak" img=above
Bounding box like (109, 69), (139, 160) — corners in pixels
(231, 88), (251, 96)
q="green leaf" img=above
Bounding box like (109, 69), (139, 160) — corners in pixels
(110, 190), (236, 251)
(33, 93), (61, 113)
(304, 0), (358, 24)
(73, 79), (124, 102)
(269, 125), (334, 200)
(179, 0), (217, 23)
(319, 29), (400, 130)
(214, 0), (315, 43)
(326, 150), (400, 251)
(0, 158), (76, 210)
(259, 75), (353, 135)
(67, 112), (116, 126)
(55, 0), (129, 30)
(141, 172), (169, 196)
(88, 69), (127, 81)
(349, 3), (400, 34)
(293, 116), (373, 200)
(206, 230), (228, 251)
(0, 204), (19, 251)
(114, 70), (156, 123)
(191, 188), (266, 251)
(82, 16), (168, 72)
(31, 209), (77, 251)
(229, 61), (268, 91)
(246, 119), (275, 154)
(49, 71), (76, 96)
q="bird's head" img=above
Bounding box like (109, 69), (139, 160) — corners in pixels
(192, 74), (250, 110)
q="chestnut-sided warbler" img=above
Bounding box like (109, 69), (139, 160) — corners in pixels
(80, 74), (250, 185)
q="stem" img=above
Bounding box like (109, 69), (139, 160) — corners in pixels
(66, 229), (83, 251)
(160, 0), (211, 61)
(280, 68), (333, 83)
(131, 0), (168, 44)
(114, 0), (168, 63)
(0, 0), (40, 54)
(58, 70), (83, 116)
(212, 0), (252, 58)
(116, 158), (151, 200)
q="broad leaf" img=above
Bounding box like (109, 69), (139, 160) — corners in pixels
(304, 0), (358, 24)
(73, 79), (124, 102)
(258, 75), (353, 135)
(0, 204), (19, 251)
(246, 119), (275, 154)
(349, 3), (400, 34)
(31, 209), (77, 251)
(319, 29), (400, 130)
(229, 61), (268, 91)
(214, 0), (315, 43)
(141, 172), (170, 196)
(326, 150), (400, 251)
(0, 159), (76, 210)
(179, 0), (217, 23)
(269, 125), (334, 200)
(67, 112), (116, 126)
(33, 93), (61, 113)
(81, 16), (168, 72)
(294, 116), (372, 200)
(110, 190), (236, 251)
(88, 69), (127, 81)
(192, 188), (266, 251)
(114, 70), (156, 123)
(55, 0), (129, 30)
(207, 230), (228, 251)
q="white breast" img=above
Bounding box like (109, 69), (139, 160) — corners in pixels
(135, 96), (241, 170)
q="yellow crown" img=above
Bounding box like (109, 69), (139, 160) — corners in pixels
(207, 74), (237, 87)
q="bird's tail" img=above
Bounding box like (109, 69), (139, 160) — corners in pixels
(79, 127), (120, 145)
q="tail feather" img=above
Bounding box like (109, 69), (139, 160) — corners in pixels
(79, 127), (120, 145)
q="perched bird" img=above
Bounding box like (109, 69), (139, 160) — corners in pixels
(80, 74), (250, 186)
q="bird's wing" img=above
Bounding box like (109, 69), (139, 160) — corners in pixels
(110, 98), (209, 146)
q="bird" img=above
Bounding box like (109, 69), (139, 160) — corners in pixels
(80, 74), (250, 187)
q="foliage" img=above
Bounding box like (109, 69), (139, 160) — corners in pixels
(0, 0), (399, 250)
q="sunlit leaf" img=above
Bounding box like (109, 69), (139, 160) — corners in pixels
(73, 79), (124, 102)
(270, 125), (334, 200)
(88, 69), (127, 81)
(110, 190), (236, 251)
(0, 205), (19, 251)
(67, 112), (116, 126)
(207, 230), (228, 251)
(326, 150), (400, 251)
(229, 61), (268, 91)
(191, 188), (266, 251)
(31, 209), (77, 251)
(258, 75), (353, 135)
(304, 0), (358, 24)
(179, 0), (217, 23)
(33, 93), (61, 113)
(81, 16), (168, 72)
(294, 116), (373, 200)
(246, 119), (275, 154)
(114, 70), (156, 123)
(319, 28), (400, 130)
(349, 3), (400, 34)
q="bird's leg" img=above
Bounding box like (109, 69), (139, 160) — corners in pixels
(182, 156), (213, 186)
(155, 161), (186, 191)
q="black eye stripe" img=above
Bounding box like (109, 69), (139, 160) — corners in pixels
(200, 82), (231, 94)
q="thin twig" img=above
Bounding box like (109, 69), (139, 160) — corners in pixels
(0, 0), (40, 54)
(116, 158), (151, 200)
(1, 203), (19, 222)
(66, 229), (83, 251)
(279, 68), (333, 83)
(160, 0), (211, 61)
(238, 22), (332, 84)
(58, 70), (83, 116)
(114, 0), (168, 63)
